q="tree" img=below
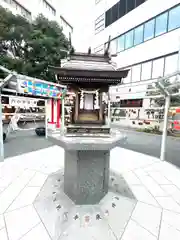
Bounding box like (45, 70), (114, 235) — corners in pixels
(0, 6), (70, 81)
(146, 78), (180, 107)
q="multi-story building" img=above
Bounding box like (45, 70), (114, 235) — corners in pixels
(0, 0), (73, 37)
(93, 0), (180, 109)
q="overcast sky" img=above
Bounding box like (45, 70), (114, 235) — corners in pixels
(59, 0), (94, 51)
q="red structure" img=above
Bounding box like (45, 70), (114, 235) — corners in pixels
(56, 99), (61, 128)
(47, 98), (62, 128)
(49, 99), (55, 124)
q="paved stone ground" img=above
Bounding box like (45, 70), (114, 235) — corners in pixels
(1, 146), (180, 239)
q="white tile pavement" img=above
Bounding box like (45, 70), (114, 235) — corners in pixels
(121, 220), (157, 240)
(159, 219), (180, 240)
(20, 223), (51, 240)
(0, 146), (180, 239)
(4, 205), (41, 240)
(131, 202), (161, 237)
(0, 228), (8, 240)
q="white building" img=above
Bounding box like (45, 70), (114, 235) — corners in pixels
(0, 0), (73, 37)
(93, 0), (180, 108)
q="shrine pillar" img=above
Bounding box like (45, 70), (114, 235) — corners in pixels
(49, 98), (55, 124)
(56, 99), (61, 128)
(46, 98), (56, 130)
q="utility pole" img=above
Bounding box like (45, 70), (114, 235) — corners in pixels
(156, 81), (170, 161)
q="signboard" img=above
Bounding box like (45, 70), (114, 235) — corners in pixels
(120, 99), (143, 108)
(9, 97), (37, 108)
(18, 79), (66, 99)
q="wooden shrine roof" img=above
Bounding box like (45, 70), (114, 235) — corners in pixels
(49, 52), (129, 86)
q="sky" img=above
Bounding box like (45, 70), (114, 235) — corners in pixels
(59, 0), (94, 51)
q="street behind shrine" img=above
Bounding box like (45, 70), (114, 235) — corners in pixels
(3, 123), (180, 168)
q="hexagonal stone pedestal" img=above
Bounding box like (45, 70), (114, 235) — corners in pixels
(48, 129), (126, 205)
(64, 150), (110, 205)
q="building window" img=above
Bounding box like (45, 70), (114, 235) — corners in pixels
(105, 4), (180, 53)
(141, 61), (152, 80)
(164, 54), (178, 75)
(125, 30), (134, 49)
(127, 0), (135, 13)
(168, 5), (180, 31)
(155, 12), (168, 37)
(112, 3), (119, 23)
(119, 0), (126, 18)
(136, 0), (145, 7)
(118, 53), (177, 86)
(110, 39), (117, 54)
(105, 0), (145, 28)
(105, 8), (111, 27)
(134, 24), (144, 46)
(152, 58), (165, 78)
(144, 19), (155, 41)
(117, 35), (125, 52)
(132, 65), (141, 82)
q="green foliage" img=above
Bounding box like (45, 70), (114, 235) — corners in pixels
(0, 6), (71, 81)
(146, 79), (180, 107)
(137, 126), (161, 134)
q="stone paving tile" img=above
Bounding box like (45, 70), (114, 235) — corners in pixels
(40, 164), (63, 175)
(4, 146), (64, 173)
(162, 210), (180, 231)
(110, 147), (158, 174)
(143, 162), (164, 173)
(0, 169), (36, 214)
(100, 194), (136, 239)
(0, 215), (7, 240)
(134, 168), (149, 177)
(20, 223), (51, 240)
(0, 187), (5, 194)
(131, 202), (162, 237)
(0, 164), (25, 188)
(130, 185), (160, 207)
(121, 171), (142, 185)
(4, 205), (41, 240)
(159, 221), (180, 240)
(0, 146), (180, 239)
(134, 174), (167, 197)
(7, 186), (41, 212)
(155, 196), (180, 213)
(0, 214), (5, 230)
(147, 171), (171, 185)
(121, 220), (157, 240)
(27, 172), (48, 187)
(160, 185), (180, 204)
(0, 228), (8, 240)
